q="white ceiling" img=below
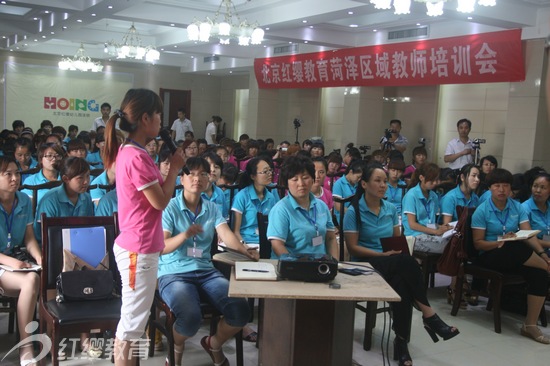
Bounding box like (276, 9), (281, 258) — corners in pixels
(0, 0), (549, 75)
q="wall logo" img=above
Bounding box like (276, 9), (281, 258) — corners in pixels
(44, 97), (99, 112)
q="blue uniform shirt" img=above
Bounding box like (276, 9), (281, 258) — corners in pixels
(521, 197), (550, 239)
(332, 176), (357, 223)
(478, 189), (492, 204)
(33, 185), (94, 242)
(267, 193), (334, 259)
(86, 151), (104, 170)
(95, 189), (118, 216)
(201, 184), (229, 220)
(385, 180), (406, 215)
(20, 170), (61, 207)
(343, 197), (398, 258)
(472, 198), (528, 242)
(90, 171), (110, 203)
(232, 185), (278, 243)
(0, 192), (33, 254)
(402, 184), (440, 237)
(159, 197), (226, 277)
(440, 185), (479, 221)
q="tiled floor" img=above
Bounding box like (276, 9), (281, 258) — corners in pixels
(1, 274), (550, 365)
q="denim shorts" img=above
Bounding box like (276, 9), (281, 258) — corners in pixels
(158, 268), (250, 337)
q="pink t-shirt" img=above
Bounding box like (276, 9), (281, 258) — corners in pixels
(314, 187), (334, 211)
(116, 144), (164, 254)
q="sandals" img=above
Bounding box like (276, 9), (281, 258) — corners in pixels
(520, 324), (550, 344)
(20, 345), (37, 366)
(393, 336), (412, 366)
(201, 336), (229, 366)
(242, 331), (258, 343)
(423, 313), (460, 343)
(446, 286), (467, 309)
(165, 347), (183, 366)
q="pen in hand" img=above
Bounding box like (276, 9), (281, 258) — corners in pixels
(242, 269), (269, 273)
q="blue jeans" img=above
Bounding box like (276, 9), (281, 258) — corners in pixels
(158, 268), (250, 337)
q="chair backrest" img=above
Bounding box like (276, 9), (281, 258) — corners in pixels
(98, 183), (116, 193)
(334, 194), (355, 261)
(21, 180), (63, 216)
(256, 213), (271, 259)
(217, 183), (239, 228)
(456, 206), (478, 260)
(40, 213), (120, 299)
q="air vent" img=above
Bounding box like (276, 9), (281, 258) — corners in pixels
(388, 26), (429, 41)
(274, 44), (299, 55)
(204, 55), (220, 62)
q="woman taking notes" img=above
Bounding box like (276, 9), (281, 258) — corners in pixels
(343, 163), (459, 366)
(103, 89), (185, 365)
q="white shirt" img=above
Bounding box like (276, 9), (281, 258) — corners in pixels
(170, 118), (194, 141)
(205, 122), (217, 145)
(445, 138), (473, 170)
(91, 117), (106, 132)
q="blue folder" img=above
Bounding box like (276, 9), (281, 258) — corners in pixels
(62, 226), (106, 268)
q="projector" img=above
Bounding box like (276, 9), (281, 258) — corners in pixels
(277, 253), (338, 282)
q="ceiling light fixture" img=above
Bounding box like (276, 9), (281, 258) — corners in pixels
(104, 23), (160, 63)
(369, 0), (496, 16)
(187, 0), (264, 46)
(59, 43), (103, 72)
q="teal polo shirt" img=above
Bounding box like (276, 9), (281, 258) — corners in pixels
(440, 185), (479, 221)
(159, 197), (226, 277)
(0, 192), (33, 254)
(232, 185), (278, 243)
(201, 184), (229, 219)
(402, 183), (440, 237)
(521, 197), (550, 239)
(267, 193), (335, 259)
(20, 170), (61, 206)
(33, 185), (94, 242)
(385, 180), (406, 215)
(472, 198), (528, 242)
(90, 170), (110, 202)
(95, 189), (118, 217)
(332, 176), (357, 224)
(343, 197), (398, 257)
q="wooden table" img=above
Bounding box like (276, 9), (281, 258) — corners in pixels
(223, 256), (400, 366)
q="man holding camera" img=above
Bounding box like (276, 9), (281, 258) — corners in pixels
(379, 119), (408, 153)
(444, 118), (474, 170)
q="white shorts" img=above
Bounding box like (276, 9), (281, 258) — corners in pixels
(114, 243), (160, 341)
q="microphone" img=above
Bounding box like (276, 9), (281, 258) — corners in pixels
(159, 129), (177, 154)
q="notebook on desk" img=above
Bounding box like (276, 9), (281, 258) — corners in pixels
(235, 261), (278, 281)
(380, 236), (415, 256)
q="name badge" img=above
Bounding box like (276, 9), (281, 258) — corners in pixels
(543, 234), (550, 242)
(312, 235), (323, 246)
(427, 223), (437, 229)
(187, 247), (203, 258)
(255, 228), (260, 235)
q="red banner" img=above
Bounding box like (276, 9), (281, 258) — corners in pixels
(254, 29), (524, 89)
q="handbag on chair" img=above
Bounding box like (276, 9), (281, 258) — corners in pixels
(56, 270), (114, 303)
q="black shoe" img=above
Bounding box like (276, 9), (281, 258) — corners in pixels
(423, 313), (460, 343)
(393, 337), (412, 366)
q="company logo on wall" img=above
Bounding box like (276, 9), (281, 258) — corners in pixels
(44, 97), (100, 112)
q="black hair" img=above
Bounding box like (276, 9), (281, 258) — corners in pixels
(279, 155), (315, 189)
(52, 126), (67, 138)
(197, 138), (208, 146)
(221, 163), (239, 184)
(345, 147), (361, 161)
(345, 159), (365, 175)
(177, 107), (186, 113)
(485, 168), (513, 187)
(480, 155), (498, 168)
(409, 162), (440, 188)
(182, 157), (210, 175)
(66, 139), (87, 153)
(12, 120), (24, 130)
(40, 120), (53, 129)
(311, 156), (328, 170)
(458, 163), (480, 190)
(389, 119), (402, 127)
(351, 163), (386, 229)
(68, 125), (78, 133)
(239, 157), (274, 189)
(203, 151), (223, 169)
(100, 102), (111, 110)
(59, 156), (90, 180)
(457, 118), (472, 129)
(239, 134), (250, 141)
(0, 156), (18, 173)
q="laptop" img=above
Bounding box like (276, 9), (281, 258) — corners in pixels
(380, 236), (415, 256)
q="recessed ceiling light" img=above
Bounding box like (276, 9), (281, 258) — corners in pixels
(263, 45), (266, 48)
(304, 40), (308, 44)
(208, 73), (211, 75)
(373, 29), (377, 32)
(160, 48), (164, 51)
(348, 11), (354, 15)
(108, 5), (113, 9)
(350, 24), (358, 28)
(309, 25), (313, 29)
(62, 26), (67, 29)
(24, 43), (27, 46)
(174, 45), (177, 48)
(2, 36), (6, 39)
(416, 23), (421, 26)
(41, 35), (46, 38)
(302, 20), (307, 23)
(191, 56), (194, 58)
(1, 1), (7, 4)
(34, 39), (38, 42)
(265, 27), (270, 30)
(288, 41), (292, 44)
(229, 71), (233, 73)
(76, 19), (82, 22)
(170, 23), (175, 26)
(33, 17), (38, 20)
(50, 31), (54, 34)
(91, 13), (96, 17)
(467, 16), (473, 20)
(45, 11), (50, 14)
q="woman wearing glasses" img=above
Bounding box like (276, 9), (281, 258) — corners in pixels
(181, 140), (199, 159)
(232, 157), (278, 245)
(159, 157), (258, 366)
(20, 142), (65, 206)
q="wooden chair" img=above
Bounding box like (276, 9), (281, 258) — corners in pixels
(0, 295), (17, 335)
(412, 251), (440, 288)
(20, 180), (63, 216)
(333, 194), (355, 261)
(38, 214), (122, 366)
(451, 206), (547, 333)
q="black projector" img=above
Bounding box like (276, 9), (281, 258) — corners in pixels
(277, 253), (338, 282)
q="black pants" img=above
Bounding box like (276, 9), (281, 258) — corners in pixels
(367, 254), (429, 340)
(473, 241), (548, 297)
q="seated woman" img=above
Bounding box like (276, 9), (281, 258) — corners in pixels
(267, 156), (338, 259)
(386, 159), (406, 217)
(344, 163), (459, 366)
(477, 155), (498, 196)
(86, 133), (105, 170)
(402, 163), (453, 253)
(521, 172), (550, 253)
(311, 157), (334, 211)
(232, 157), (278, 244)
(332, 159), (364, 224)
(403, 145), (427, 183)
(0, 156), (41, 366)
(202, 152), (229, 220)
(472, 168), (550, 344)
(310, 142), (325, 158)
(21, 142), (65, 206)
(13, 138), (38, 183)
(159, 157), (258, 366)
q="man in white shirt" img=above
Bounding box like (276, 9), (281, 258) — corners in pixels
(205, 115), (221, 145)
(91, 103), (111, 132)
(170, 108), (194, 141)
(444, 118), (474, 170)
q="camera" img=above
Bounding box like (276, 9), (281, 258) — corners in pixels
(279, 147), (288, 152)
(359, 145), (371, 154)
(418, 137), (426, 146)
(333, 148), (341, 154)
(472, 138), (486, 149)
(384, 128), (394, 139)
(293, 118), (302, 129)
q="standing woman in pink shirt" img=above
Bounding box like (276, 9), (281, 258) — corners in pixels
(103, 89), (185, 366)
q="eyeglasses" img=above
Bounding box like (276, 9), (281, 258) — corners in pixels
(185, 146), (198, 151)
(43, 154), (62, 160)
(186, 172), (209, 179)
(257, 169), (273, 175)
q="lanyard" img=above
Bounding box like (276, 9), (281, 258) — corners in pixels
(388, 184), (399, 202)
(535, 207), (550, 235)
(489, 199), (510, 235)
(126, 138), (145, 150)
(184, 202), (201, 255)
(421, 198), (432, 224)
(248, 188), (266, 214)
(0, 198), (17, 250)
(298, 204), (318, 236)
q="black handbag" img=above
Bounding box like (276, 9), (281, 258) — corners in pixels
(56, 270), (114, 303)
